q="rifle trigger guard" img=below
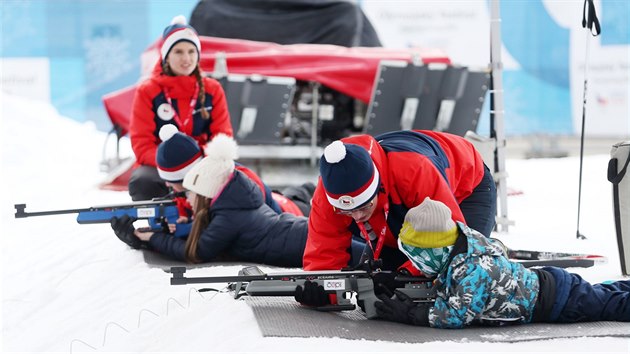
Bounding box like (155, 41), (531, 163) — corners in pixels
(230, 281), (247, 299)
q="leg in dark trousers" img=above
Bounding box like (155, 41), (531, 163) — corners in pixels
(280, 182), (316, 216)
(459, 164), (497, 237)
(128, 165), (169, 201)
(546, 266), (630, 322)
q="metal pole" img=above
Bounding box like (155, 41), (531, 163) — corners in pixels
(310, 82), (320, 167)
(489, 0), (512, 232)
(575, 29), (590, 240)
(576, 0), (601, 239)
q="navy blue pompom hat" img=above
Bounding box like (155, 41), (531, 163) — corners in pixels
(319, 140), (380, 211)
(160, 15), (201, 64)
(156, 124), (203, 183)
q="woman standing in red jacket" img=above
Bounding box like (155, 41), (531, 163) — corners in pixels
(128, 15), (232, 201)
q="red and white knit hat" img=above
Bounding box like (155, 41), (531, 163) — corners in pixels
(156, 124), (203, 183)
(319, 140), (380, 210)
(160, 15), (201, 63)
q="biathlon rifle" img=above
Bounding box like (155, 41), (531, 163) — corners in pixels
(14, 193), (191, 237)
(169, 264), (435, 319)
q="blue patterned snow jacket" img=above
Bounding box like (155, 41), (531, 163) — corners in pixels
(149, 170), (307, 267)
(428, 222), (539, 328)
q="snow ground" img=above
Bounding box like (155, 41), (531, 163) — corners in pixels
(1, 92), (629, 353)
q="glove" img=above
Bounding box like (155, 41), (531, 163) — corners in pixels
(294, 280), (330, 307)
(371, 271), (403, 296)
(375, 290), (430, 326)
(110, 215), (148, 250)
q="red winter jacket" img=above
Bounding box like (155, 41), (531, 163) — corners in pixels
(240, 164), (303, 215)
(303, 130), (485, 271)
(130, 64), (233, 167)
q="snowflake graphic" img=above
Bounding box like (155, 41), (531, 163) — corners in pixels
(84, 28), (134, 86)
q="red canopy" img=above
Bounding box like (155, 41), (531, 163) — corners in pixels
(103, 35), (450, 135)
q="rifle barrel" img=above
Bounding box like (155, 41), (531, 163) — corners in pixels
(169, 267), (370, 286)
(14, 204), (91, 218)
(14, 200), (177, 219)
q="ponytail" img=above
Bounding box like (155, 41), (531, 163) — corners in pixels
(184, 194), (211, 263)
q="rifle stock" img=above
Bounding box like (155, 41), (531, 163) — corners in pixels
(169, 266), (435, 319)
(14, 198), (191, 237)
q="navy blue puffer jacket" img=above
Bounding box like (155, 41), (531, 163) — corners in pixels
(149, 171), (307, 267)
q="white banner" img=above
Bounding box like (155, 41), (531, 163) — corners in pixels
(1, 58), (51, 103)
(362, 0), (629, 137)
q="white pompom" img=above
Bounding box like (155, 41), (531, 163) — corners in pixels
(323, 140), (346, 163)
(170, 15), (187, 25)
(159, 124), (179, 142)
(205, 134), (239, 161)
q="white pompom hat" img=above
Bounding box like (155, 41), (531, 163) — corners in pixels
(183, 134), (239, 199)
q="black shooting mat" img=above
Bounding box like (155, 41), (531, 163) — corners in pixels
(142, 250), (213, 270)
(142, 250), (261, 271)
(245, 297), (630, 343)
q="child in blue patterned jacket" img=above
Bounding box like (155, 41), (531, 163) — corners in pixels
(374, 197), (630, 328)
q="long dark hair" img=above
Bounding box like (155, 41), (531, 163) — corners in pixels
(162, 60), (210, 119)
(184, 194), (211, 263)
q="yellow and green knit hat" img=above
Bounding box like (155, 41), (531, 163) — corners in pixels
(399, 197), (458, 248)
(398, 197), (458, 275)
